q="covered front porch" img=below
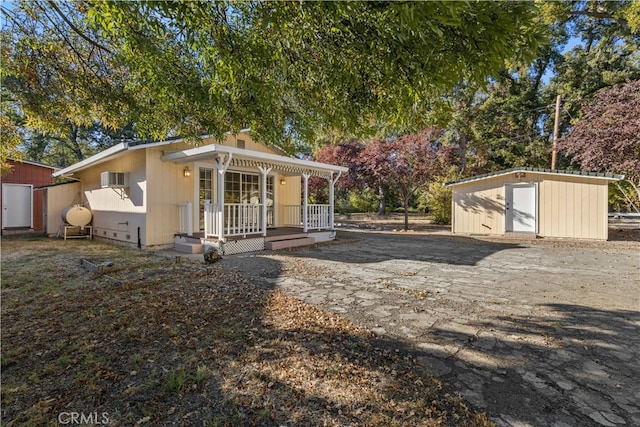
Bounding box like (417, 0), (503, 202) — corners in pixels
(165, 143), (347, 254)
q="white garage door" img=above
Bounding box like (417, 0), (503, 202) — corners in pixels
(2, 184), (33, 228)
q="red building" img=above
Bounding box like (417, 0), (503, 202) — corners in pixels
(1, 159), (58, 234)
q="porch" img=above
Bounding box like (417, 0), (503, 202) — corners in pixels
(166, 142), (347, 254)
(174, 226), (336, 255)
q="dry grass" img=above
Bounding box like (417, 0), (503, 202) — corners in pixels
(1, 235), (492, 426)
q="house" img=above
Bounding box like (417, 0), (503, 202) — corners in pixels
(1, 159), (58, 235)
(445, 167), (624, 241)
(48, 131), (348, 254)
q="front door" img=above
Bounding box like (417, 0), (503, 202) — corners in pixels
(198, 167), (213, 231)
(505, 183), (537, 233)
(2, 184), (33, 228)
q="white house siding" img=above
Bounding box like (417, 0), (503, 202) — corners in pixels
(44, 182), (83, 236)
(74, 149), (148, 246)
(145, 141), (195, 247)
(451, 172), (611, 240)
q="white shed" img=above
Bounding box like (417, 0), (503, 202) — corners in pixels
(445, 168), (624, 240)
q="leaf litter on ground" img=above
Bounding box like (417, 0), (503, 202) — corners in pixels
(1, 235), (492, 426)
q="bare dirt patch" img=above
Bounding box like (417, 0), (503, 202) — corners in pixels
(1, 235), (490, 426)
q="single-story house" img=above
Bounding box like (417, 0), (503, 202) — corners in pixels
(1, 158), (58, 235)
(445, 167), (624, 241)
(48, 131), (348, 254)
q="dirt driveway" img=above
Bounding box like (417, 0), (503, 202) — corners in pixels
(228, 231), (640, 426)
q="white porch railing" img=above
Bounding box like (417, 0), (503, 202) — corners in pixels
(204, 202), (263, 238)
(282, 204), (331, 230)
(281, 205), (302, 227)
(307, 204), (330, 230)
(177, 201), (193, 236)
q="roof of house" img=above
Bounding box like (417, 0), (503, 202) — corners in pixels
(444, 167), (625, 187)
(161, 144), (348, 176)
(53, 132), (347, 178)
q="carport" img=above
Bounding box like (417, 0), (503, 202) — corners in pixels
(445, 167), (624, 240)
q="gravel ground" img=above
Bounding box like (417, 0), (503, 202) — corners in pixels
(224, 230), (640, 426)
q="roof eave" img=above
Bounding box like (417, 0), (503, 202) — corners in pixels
(445, 167), (625, 187)
(52, 143), (128, 177)
(162, 144), (348, 174)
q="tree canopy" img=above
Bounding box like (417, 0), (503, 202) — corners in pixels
(558, 79), (640, 203)
(1, 0), (545, 170)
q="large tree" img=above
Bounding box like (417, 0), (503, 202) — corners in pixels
(80, 1), (541, 148)
(1, 1), (141, 166)
(557, 79), (640, 208)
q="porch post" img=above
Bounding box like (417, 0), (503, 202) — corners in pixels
(215, 154), (232, 240)
(302, 173), (310, 233)
(328, 171), (341, 231)
(258, 165), (272, 237)
(186, 200), (193, 236)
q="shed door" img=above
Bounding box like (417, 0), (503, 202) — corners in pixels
(2, 184), (33, 228)
(505, 183), (537, 233)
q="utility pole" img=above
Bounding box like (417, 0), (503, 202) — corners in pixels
(551, 94), (561, 170)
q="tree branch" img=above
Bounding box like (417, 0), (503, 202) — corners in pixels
(46, 0), (113, 54)
(569, 9), (629, 30)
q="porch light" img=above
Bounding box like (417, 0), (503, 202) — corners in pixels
(183, 166), (191, 177)
(280, 178), (286, 185)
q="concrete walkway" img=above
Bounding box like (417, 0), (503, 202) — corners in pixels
(228, 231), (640, 426)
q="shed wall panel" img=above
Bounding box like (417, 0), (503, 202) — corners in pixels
(2, 160), (55, 231)
(452, 172), (611, 240)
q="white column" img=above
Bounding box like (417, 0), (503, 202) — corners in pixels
(258, 166), (272, 236)
(215, 154), (232, 240)
(329, 171), (341, 231)
(186, 200), (193, 236)
(302, 173), (310, 233)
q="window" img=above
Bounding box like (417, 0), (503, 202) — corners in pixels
(237, 139), (245, 149)
(225, 172), (260, 204)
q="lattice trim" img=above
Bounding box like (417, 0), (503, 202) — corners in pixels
(222, 238), (265, 255)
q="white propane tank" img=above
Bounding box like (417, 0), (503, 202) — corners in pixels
(62, 205), (92, 227)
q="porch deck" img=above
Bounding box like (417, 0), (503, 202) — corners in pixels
(175, 227), (335, 255)
(177, 227), (307, 242)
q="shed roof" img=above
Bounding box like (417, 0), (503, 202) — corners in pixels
(9, 158), (60, 171)
(444, 167), (624, 187)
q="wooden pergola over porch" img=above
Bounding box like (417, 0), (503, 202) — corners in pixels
(163, 144), (348, 243)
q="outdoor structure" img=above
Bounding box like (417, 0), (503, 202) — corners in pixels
(48, 131), (348, 254)
(445, 167), (624, 241)
(1, 159), (58, 235)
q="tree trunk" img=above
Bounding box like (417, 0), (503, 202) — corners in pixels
(67, 123), (84, 162)
(403, 197), (409, 231)
(377, 185), (386, 215)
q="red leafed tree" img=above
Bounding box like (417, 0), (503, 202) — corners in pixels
(311, 139), (365, 204)
(314, 129), (458, 225)
(558, 80), (640, 205)
(367, 128), (455, 231)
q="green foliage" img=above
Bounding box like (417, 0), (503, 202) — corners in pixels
(348, 188), (379, 214)
(418, 167), (460, 225)
(609, 181), (640, 213)
(82, 1), (544, 146)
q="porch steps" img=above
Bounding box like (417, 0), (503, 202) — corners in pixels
(174, 235), (205, 254)
(265, 236), (315, 251)
(264, 233), (308, 242)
